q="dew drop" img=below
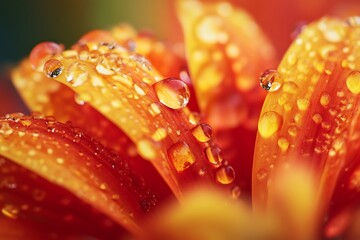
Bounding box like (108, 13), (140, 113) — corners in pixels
(205, 145), (223, 165)
(167, 141), (195, 172)
(216, 165), (235, 184)
(288, 126), (298, 137)
(1, 204), (19, 219)
(0, 122), (13, 137)
(297, 98), (310, 111)
(258, 111), (283, 138)
(312, 113), (323, 124)
(256, 168), (268, 181)
(149, 103), (161, 116)
(96, 62), (115, 75)
(346, 71), (360, 94)
(66, 61), (88, 87)
(231, 186), (241, 199)
(277, 137), (289, 152)
(191, 123), (212, 142)
(320, 92), (331, 106)
(153, 78), (190, 109)
(43, 59), (63, 78)
(259, 69), (282, 91)
(29, 42), (63, 69)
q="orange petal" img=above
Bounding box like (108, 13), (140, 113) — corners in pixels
(14, 36), (236, 199)
(252, 17), (360, 228)
(177, 0), (277, 194)
(0, 155), (127, 239)
(12, 57), (171, 202)
(0, 113), (159, 235)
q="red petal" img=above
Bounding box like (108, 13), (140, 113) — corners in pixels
(0, 113), (158, 235)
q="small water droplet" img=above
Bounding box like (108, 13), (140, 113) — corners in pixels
(0, 122), (13, 137)
(205, 145), (223, 165)
(130, 54), (152, 71)
(297, 98), (310, 111)
(288, 126), (298, 137)
(43, 59), (63, 78)
(216, 164), (235, 184)
(1, 204), (19, 219)
(258, 111), (283, 138)
(167, 141), (195, 172)
(312, 113), (323, 124)
(320, 92), (331, 106)
(277, 137), (289, 152)
(66, 61), (88, 87)
(231, 186), (241, 199)
(259, 69), (282, 91)
(346, 71), (360, 94)
(191, 123), (212, 142)
(96, 62), (115, 75)
(149, 103), (161, 116)
(153, 78), (190, 109)
(152, 128), (167, 142)
(256, 168), (268, 181)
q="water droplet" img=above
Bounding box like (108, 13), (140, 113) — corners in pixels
(0, 122), (13, 137)
(153, 78), (190, 109)
(231, 186), (241, 199)
(43, 59), (63, 78)
(56, 158), (64, 165)
(259, 69), (282, 91)
(149, 103), (161, 116)
(277, 137), (289, 152)
(288, 126), (298, 137)
(346, 16), (360, 27)
(312, 113), (323, 124)
(1, 204), (19, 219)
(29, 42), (63, 69)
(96, 62), (115, 75)
(137, 138), (159, 161)
(167, 141), (195, 172)
(297, 98), (310, 111)
(258, 111), (283, 138)
(320, 92), (331, 106)
(346, 71), (360, 94)
(256, 168), (268, 181)
(152, 128), (167, 141)
(205, 145), (223, 165)
(191, 123), (212, 142)
(130, 54), (152, 71)
(282, 81), (298, 94)
(66, 61), (88, 87)
(216, 165), (235, 184)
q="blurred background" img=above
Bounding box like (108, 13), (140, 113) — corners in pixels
(0, 0), (359, 114)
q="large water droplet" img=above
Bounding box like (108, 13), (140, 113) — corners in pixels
(259, 69), (282, 91)
(191, 123), (212, 142)
(258, 111), (283, 138)
(205, 145), (223, 165)
(216, 164), (235, 184)
(346, 71), (360, 94)
(167, 141), (195, 172)
(43, 59), (63, 78)
(153, 78), (190, 109)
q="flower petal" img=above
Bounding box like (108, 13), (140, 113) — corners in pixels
(0, 155), (127, 239)
(0, 113), (158, 235)
(142, 188), (280, 240)
(252, 17), (360, 227)
(14, 36), (234, 199)
(177, 0), (277, 194)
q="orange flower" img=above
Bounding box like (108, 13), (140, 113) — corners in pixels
(1, 0), (360, 239)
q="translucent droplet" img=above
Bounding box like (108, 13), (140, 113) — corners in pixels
(231, 186), (241, 199)
(320, 92), (331, 106)
(96, 62), (115, 75)
(29, 42), (63, 69)
(256, 168), (268, 181)
(312, 113), (323, 124)
(1, 204), (19, 219)
(277, 137), (289, 152)
(205, 145), (223, 165)
(346, 16), (360, 27)
(153, 78), (190, 109)
(191, 123), (212, 142)
(167, 141), (195, 172)
(288, 126), (298, 137)
(346, 71), (360, 94)
(137, 139), (159, 161)
(0, 122), (13, 137)
(259, 69), (282, 91)
(149, 103), (161, 116)
(43, 59), (63, 78)
(130, 54), (152, 71)
(216, 165), (235, 184)
(297, 98), (310, 111)
(258, 111), (283, 138)
(66, 61), (88, 87)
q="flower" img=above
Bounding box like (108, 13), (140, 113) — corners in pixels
(1, 0), (360, 239)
